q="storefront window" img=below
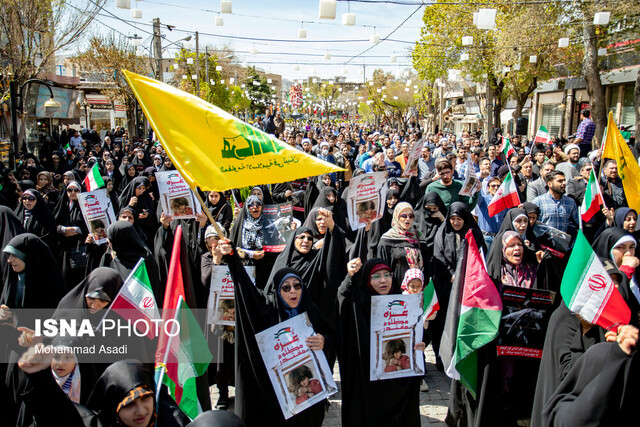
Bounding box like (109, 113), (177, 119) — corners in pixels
(540, 104), (562, 137)
(621, 84), (635, 126)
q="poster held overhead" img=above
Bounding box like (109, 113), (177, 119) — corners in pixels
(346, 171), (388, 231)
(155, 170), (202, 220)
(77, 189), (116, 245)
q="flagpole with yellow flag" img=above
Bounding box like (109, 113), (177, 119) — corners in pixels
(601, 111), (640, 213)
(121, 70), (344, 194)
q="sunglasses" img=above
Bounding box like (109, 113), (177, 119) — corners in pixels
(67, 188), (80, 193)
(399, 213), (415, 220)
(281, 283), (302, 293)
(248, 203), (261, 208)
(22, 196), (36, 201)
(489, 184), (500, 188)
(296, 235), (314, 242)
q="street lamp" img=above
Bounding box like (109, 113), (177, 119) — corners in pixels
(9, 78), (61, 166)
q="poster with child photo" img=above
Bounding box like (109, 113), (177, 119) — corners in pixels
(255, 313), (337, 419)
(370, 294), (425, 381)
(155, 170), (202, 219)
(207, 265), (255, 326)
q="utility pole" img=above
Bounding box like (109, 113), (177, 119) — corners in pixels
(485, 78), (493, 142)
(204, 46), (209, 100)
(152, 18), (163, 82)
(195, 31), (200, 97)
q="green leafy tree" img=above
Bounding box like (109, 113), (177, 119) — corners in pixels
(244, 67), (274, 115)
(71, 34), (147, 135)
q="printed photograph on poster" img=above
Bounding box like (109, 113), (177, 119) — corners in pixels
(459, 154), (479, 197)
(155, 170), (202, 219)
(402, 140), (424, 177)
(255, 313), (338, 419)
(207, 265), (255, 326)
(77, 189), (116, 245)
(262, 203), (294, 253)
(496, 286), (555, 359)
(370, 294), (424, 381)
(346, 171), (388, 231)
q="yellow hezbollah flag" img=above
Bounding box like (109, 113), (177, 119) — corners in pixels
(122, 70), (343, 192)
(602, 111), (640, 212)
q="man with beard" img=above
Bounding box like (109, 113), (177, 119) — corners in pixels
(532, 170), (579, 237)
(425, 159), (479, 211)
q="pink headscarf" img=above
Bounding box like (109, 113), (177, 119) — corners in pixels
(401, 268), (424, 292)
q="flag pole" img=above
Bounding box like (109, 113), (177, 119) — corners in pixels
(95, 257), (145, 331)
(155, 294), (183, 411)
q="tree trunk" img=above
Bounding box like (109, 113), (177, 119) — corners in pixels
(635, 68), (640, 132)
(582, 21), (607, 147)
(513, 77), (538, 120)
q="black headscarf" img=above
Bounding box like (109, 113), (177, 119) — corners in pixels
(118, 163), (137, 192)
(366, 189), (400, 258)
(55, 267), (122, 314)
(105, 221), (152, 268)
(311, 186), (348, 232)
(117, 176), (157, 241)
(1, 233), (65, 309)
(186, 410), (246, 427)
(0, 206), (26, 288)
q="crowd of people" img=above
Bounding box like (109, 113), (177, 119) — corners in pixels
(0, 112), (639, 427)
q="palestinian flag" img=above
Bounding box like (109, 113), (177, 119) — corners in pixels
(155, 226), (212, 420)
(423, 279), (439, 319)
(445, 230), (502, 398)
(500, 137), (515, 158)
(561, 231), (631, 330)
(488, 171), (520, 217)
(83, 163), (104, 191)
(110, 258), (160, 339)
(534, 126), (551, 145)
(580, 169), (605, 222)
(64, 143), (73, 155)
(155, 295), (211, 420)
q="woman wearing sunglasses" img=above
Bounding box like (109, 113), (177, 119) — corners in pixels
(215, 239), (332, 427)
(53, 181), (89, 289)
(377, 202), (423, 291)
(14, 189), (57, 251)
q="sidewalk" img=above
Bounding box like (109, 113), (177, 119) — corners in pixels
(209, 344), (451, 427)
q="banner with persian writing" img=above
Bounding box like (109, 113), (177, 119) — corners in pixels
(255, 313), (337, 419)
(370, 294), (425, 381)
(155, 170), (202, 220)
(496, 286), (556, 359)
(78, 189), (116, 245)
(206, 265), (255, 326)
(346, 171), (388, 231)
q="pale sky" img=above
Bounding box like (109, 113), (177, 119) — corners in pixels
(90, 0), (425, 82)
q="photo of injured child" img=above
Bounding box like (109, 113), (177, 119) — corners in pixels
(170, 196), (194, 216)
(90, 218), (108, 240)
(356, 200), (377, 223)
(218, 298), (235, 322)
(382, 338), (411, 373)
(286, 364), (323, 405)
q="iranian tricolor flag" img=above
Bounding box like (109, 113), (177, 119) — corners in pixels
(83, 163), (104, 191)
(109, 258), (160, 339)
(64, 143), (73, 156)
(500, 137), (515, 157)
(423, 279), (439, 319)
(561, 231), (631, 330)
(449, 230), (502, 398)
(488, 171), (520, 217)
(534, 126), (551, 144)
(580, 169), (605, 222)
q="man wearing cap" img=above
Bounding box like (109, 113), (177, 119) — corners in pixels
(556, 143), (581, 179)
(575, 109), (596, 158)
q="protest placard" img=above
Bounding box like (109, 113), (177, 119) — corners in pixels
(262, 203), (294, 252)
(77, 189), (116, 245)
(496, 286), (556, 359)
(370, 294), (425, 381)
(346, 171), (388, 231)
(155, 170), (201, 219)
(255, 313), (338, 419)
(206, 265), (255, 326)
(402, 140), (424, 177)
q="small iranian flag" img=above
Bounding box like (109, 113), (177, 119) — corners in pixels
(83, 163), (105, 191)
(580, 169), (605, 222)
(109, 258), (160, 338)
(450, 230), (502, 398)
(561, 231), (631, 330)
(423, 279), (439, 319)
(488, 171), (520, 217)
(500, 137), (515, 157)
(64, 143), (73, 155)
(534, 126), (551, 145)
